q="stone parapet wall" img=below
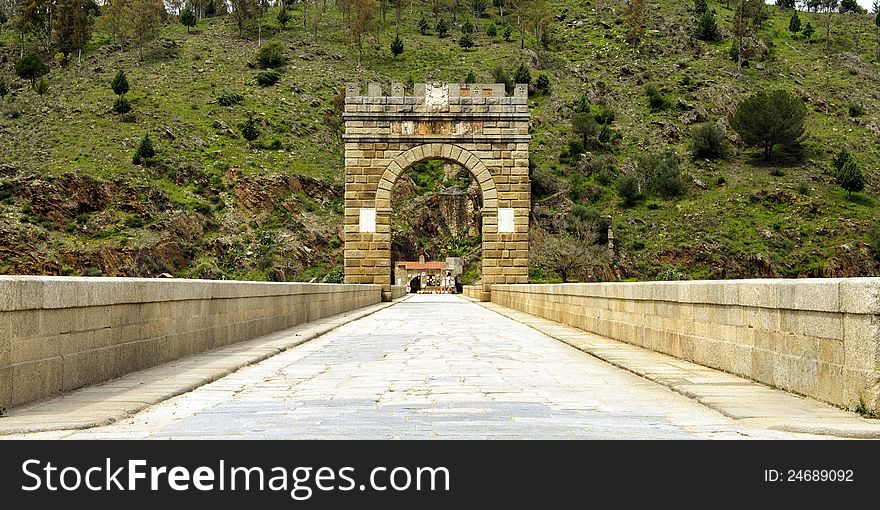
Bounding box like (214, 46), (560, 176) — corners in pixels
(0, 277), (382, 409)
(462, 285), (490, 302)
(490, 279), (880, 412)
(390, 285), (407, 300)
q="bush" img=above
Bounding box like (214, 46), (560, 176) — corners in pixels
(255, 70), (280, 86)
(255, 42), (286, 69)
(503, 25), (513, 41)
(572, 112), (598, 146)
(0, 78), (8, 97)
(217, 90), (243, 106)
(694, 0), (708, 14)
(513, 64), (531, 85)
(418, 16), (430, 35)
(241, 114), (260, 142)
(491, 65), (512, 92)
(869, 221), (880, 260)
(529, 165), (559, 199)
(436, 17), (449, 37)
(690, 122), (728, 159)
(459, 33), (474, 49)
(788, 10), (801, 33)
(802, 22), (814, 39)
(464, 70), (477, 84)
(616, 175), (642, 206)
(113, 95), (132, 114)
(644, 83), (668, 111)
(593, 106), (616, 125)
(486, 23), (497, 37)
(15, 53), (48, 87)
(535, 74), (550, 95)
(132, 134), (156, 165)
(34, 77), (49, 96)
(650, 154), (685, 198)
(110, 69), (129, 96)
(848, 103), (866, 117)
(833, 149), (852, 173)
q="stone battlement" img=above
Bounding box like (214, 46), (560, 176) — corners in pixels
(345, 82), (528, 101)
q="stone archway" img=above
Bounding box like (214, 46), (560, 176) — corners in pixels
(343, 82), (531, 301)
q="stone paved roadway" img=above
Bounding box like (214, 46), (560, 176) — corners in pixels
(51, 295), (818, 439)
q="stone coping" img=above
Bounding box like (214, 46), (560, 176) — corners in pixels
(0, 276), (382, 312)
(493, 279), (880, 314)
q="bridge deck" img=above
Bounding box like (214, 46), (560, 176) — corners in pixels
(6, 294), (872, 439)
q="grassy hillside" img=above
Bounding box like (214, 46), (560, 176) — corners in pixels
(0, 0), (878, 282)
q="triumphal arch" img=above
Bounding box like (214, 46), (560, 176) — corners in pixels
(342, 82), (530, 300)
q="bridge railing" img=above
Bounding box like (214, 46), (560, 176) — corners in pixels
(0, 277), (382, 409)
(489, 279), (880, 414)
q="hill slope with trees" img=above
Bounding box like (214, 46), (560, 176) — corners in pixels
(0, 0), (879, 283)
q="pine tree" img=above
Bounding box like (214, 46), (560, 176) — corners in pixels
(111, 69), (129, 96)
(133, 134), (156, 165)
(730, 89), (807, 161)
(803, 21), (815, 38)
(788, 10), (801, 33)
(242, 114), (260, 142)
(418, 15), (429, 34)
(513, 63), (531, 85)
(436, 17), (448, 37)
(390, 33), (404, 57)
(696, 10), (719, 40)
(694, 0), (708, 14)
(181, 5), (197, 32)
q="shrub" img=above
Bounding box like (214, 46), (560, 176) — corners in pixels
(503, 25), (513, 41)
(111, 69), (129, 96)
(802, 22), (814, 39)
(255, 70), (280, 86)
(513, 63), (531, 85)
(436, 17), (449, 37)
(15, 53), (48, 87)
(241, 114), (260, 142)
(535, 74), (550, 95)
(593, 106), (616, 125)
(616, 174), (642, 206)
(848, 103), (866, 117)
(869, 221), (880, 260)
(464, 70), (477, 83)
(833, 149), (852, 173)
(0, 78), (8, 97)
(459, 32), (474, 49)
(486, 23), (497, 37)
(788, 10), (801, 33)
(694, 0), (708, 14)
(132, 134), (156, 165)
(690, 122), (728, 159)
(34, 77), (49, 95)
(217, 90), (243, 106)
(650, 154), (685, 198)
(644, 83), (668, 111)
(418, 16), (430, 35)
(255, 42), (286, 69)
(113, 95), (132, 114)
(491, 65), (512, 92)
